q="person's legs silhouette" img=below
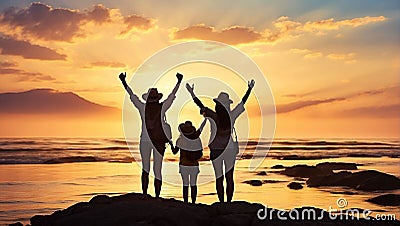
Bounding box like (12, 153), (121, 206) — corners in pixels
(140, 141), (152, 195)
(153, 146), (165, 198)
(191, 186), (197, 203)
(141, 170), (149, 195)
(180, 168), (190, 202)
(190, 169), (199, 203)
(212, 157), (224, 202)
(183, 186), (189, 202)
(225, 168), (234, 202)
(225, 154), (236, 202)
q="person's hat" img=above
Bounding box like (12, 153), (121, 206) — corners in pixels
(213, 92), (233, 105)
(142, 88), (163, 103)
(179, 121), (196, 136)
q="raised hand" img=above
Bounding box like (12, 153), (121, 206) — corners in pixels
(172, 147), (179, 155)
(248, 79), (255, 89)
(176, 72), (183, 83)
(119, 72), (126, 81)
(186, 83), (195, 94)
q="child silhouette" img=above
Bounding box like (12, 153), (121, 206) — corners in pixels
(173, 119), (207, 203)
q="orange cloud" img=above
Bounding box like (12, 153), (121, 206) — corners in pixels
(0, 3), (111, 41)
(303, 16), (387, 32)
(290, 48), (323, 59)
(173, 24), (262, 45)
(264, 16), (302, 42)
(85, 61), (126, 68)
(326, 53), (356, 63)
(290, 48), (357, 62)
(171, 16), (386, 45)
(121, 15), (155, 34)
(268, 15), (387, 43)
(0, 36), (66, 60)
(304, 52), (323, 59)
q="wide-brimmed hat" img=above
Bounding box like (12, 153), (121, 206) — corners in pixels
(142, 88), (163, 103)
(213, 92), (233, 105)
(179, 121), (196, 136)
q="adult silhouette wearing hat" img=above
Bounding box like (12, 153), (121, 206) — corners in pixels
(119, 72), (183, 198)
(186, 79), (255, 202)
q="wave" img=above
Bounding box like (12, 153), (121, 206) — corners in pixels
(42, 156), (104, 164)
(78, 192), (127, 197)
(0, 137), (398, 164)
(273, 140), (397, 146)
(241, 140), (398, 147)
(0, 146), (130, 152)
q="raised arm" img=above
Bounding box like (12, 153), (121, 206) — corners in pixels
(119, 72), (143, 107)
(186, 83), (205, 109)
(119, 72), (133, 96)
(242, 79), (255, 104)
(198, 118), (207, 133)
(171, 73), (183, 96)
(163, 73), (183, 109)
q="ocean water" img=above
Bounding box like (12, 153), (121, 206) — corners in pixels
(0, 137), (399, 164)
(0, 138), (399, 225)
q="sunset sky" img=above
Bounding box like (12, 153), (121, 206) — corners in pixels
(0, 0), (399, 138)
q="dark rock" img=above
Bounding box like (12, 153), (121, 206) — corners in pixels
(294, 177), (307, 181)
(281, 164), (332, 178)
(277, 155), (333, 160)
(8, 222), (23, 226)
(271, 164), (285, 169)
(29, 193), (400, 226)
(256, 171), (267, 176)
(287, 182), (303, 190)
(367, 194), (400, 206)
(347, 153), (379, 158)
(316, 162), (357, 171)
(262, 180), (286, 184)
(239, 154), (253, 160)
(307, 170), (400, 191)
(43, 156), (99, 164)
(89, 195), (112, 204)
(329, 190), (356, 195)
(243, 180), (263, 186)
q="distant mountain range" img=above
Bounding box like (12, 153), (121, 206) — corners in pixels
(0, 88), (119, 116)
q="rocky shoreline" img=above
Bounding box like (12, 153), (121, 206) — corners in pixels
(9, 193), (399, 226)
(243, 162), (400, 207)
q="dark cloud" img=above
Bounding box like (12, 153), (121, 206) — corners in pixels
(284, 85), (394, 100)
(0, 36), (66, 60)
(0, 3), (111, 41)
(121, 15), (155, 34)
(0, 60), (56, 82)
(173, 24), (263, 45)
(0, 61), (17, 67)
(279, 85), (399, 114)
(86, 4), (110, 24)
(277, 98), (345, 113)
(339, 104), (400, 118)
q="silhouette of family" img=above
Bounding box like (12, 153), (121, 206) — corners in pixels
(119, 72), (255, 203)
